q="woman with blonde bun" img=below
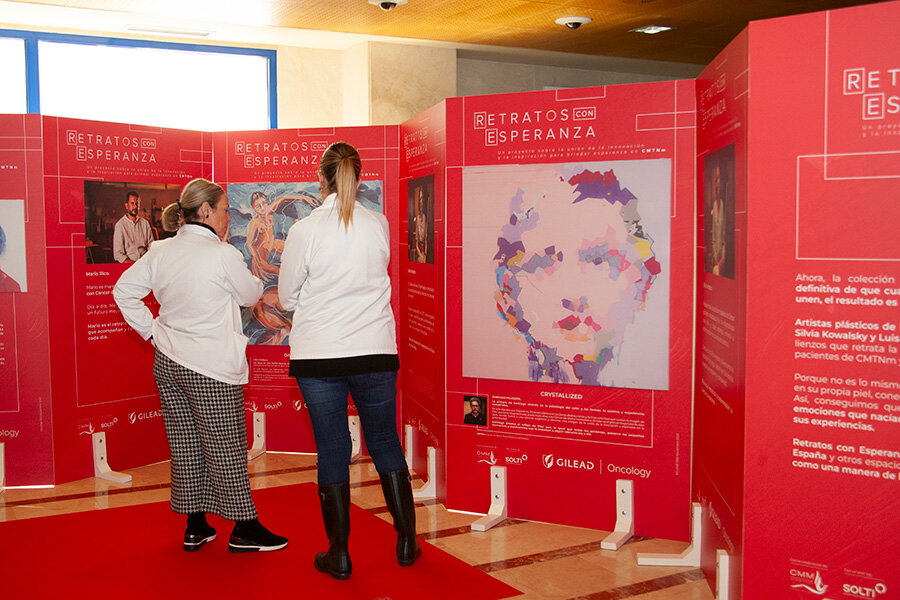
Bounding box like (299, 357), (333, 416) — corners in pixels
(114, 178), (287, 554)
(279, 143), (419, 580)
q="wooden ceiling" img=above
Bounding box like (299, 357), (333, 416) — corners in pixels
(8, 0), (887, 64)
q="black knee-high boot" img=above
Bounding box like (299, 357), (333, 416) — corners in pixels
(380, 469), (421, 566)
(315, 482), (352, 579)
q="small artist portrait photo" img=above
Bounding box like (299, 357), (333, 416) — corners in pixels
(703, 144), (735, 280)
(463, 395), (488, 426)
(0, 199), (27, 293)
(84, 181), (181, 264)
(408, 174), (435, 264)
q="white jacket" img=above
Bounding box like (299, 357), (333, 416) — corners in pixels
(278, 193), (397, 360)
(113, 224), (263, 384)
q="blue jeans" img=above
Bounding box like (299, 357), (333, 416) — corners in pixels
(296, 371), (407, 485)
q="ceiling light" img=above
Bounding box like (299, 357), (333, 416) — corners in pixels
(629, 25), (675, 35)
(368, 0), (408, 11)
(124, 25), (213, 38)
(555, 16), (592, 30)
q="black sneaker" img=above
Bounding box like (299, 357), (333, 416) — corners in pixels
(229, 518), (288, 553)
(183, 524), (217, 552)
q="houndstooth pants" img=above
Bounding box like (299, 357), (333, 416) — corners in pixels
(153, 351), (257, 521)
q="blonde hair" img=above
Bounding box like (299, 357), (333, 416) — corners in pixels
(161, 178), (225, 232)
(319, 142), (361, 229)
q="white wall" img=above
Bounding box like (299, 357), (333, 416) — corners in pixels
(457, 58), (686, 97)
(342, 42), (371, 127)
(277, 46), (343, 129)
(457, 50), (703, 97)
(367, 42), (456, 126)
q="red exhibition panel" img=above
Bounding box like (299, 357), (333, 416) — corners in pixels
(694, 29), (750, 598)
(437, 82), (697, 538)
(43, 116), (210, 483)
(213, 126), (401, 454)
(695, 3), (900, 598)
(0, 114), (53, 485)
(400, 101), (449, 492)
(741, 3), (900, 598)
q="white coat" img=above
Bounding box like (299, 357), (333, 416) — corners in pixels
(113, 224), (263, 384)
(278, 193), (397, 360)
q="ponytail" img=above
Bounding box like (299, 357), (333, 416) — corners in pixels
(162, 178), (225, 232)
(160, 201), (183, 232)
(319, 142), (362, 229)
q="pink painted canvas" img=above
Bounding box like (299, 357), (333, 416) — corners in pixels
(462, 160), (670, 390)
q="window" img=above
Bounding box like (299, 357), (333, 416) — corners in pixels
(0, 30), (276, 130)
(0, 37), (27, 113)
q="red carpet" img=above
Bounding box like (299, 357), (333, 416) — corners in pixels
(1, 483), (520, 599)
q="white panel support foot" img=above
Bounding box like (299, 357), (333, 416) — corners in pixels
(637, 502), (702, 567)
(601, 479), (634, 550)
(92, 432), (132, 484)
(246, 412), (266, 462)
(404, 424), (414, 471)
(471, 465), (508, 531)
(412, 446), (437, 500)
(349, 415), (362, 463)
(715, 550), (732, 600)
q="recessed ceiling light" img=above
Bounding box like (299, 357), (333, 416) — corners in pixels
(124, 25), (213, 37)
(555, 16), (592, 30)
(629, 25), (675, 35)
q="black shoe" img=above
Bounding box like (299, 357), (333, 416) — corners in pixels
(228, 518), (288, 553)
(315, 482), (352, 579)
(183, 525), (217, 552)
(380, 469), (422, 566)
(183, 512), (216, 552)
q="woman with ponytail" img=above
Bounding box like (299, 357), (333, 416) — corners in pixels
(114, 178), (288, 554)
(279, 142), (419, 580)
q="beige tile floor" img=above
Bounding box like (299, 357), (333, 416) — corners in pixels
(0, 453), (715, 600)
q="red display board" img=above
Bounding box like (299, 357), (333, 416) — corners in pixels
(0, 115), (53, 485)
(694, 29), (750, 598)
(213, 126), (401, 454)
(400, 81), (698, 538)
(42, 116), (211, 483)
(697, 2), (900, 597)
(0, 119), (399, 486)
(400, 102), (449, 495)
